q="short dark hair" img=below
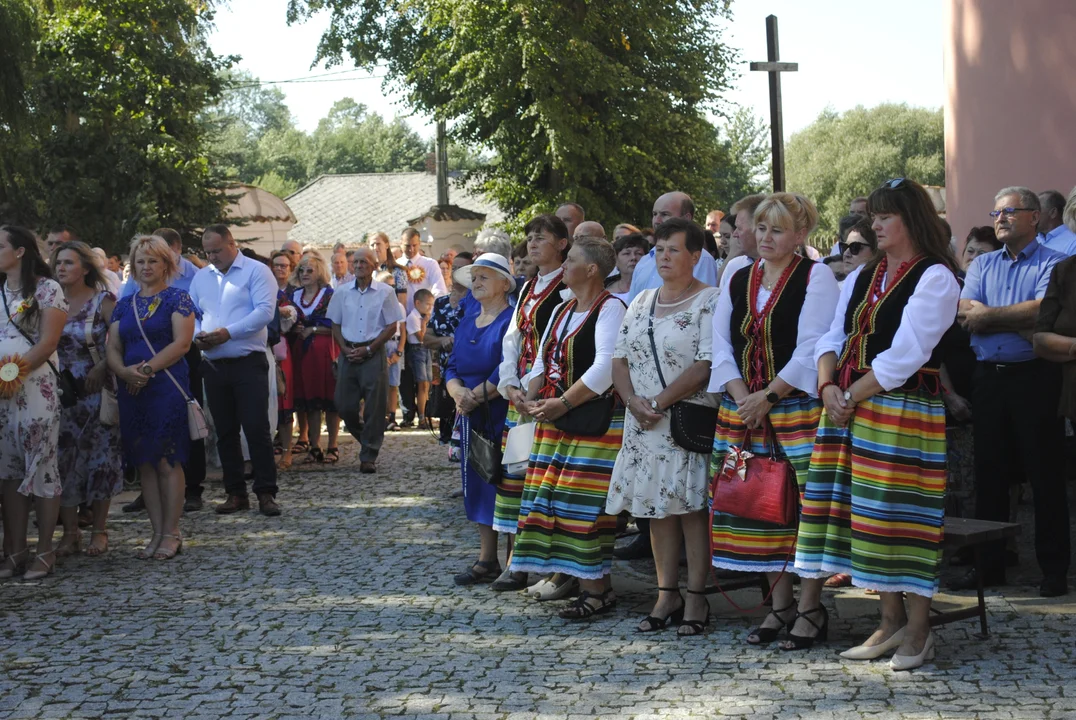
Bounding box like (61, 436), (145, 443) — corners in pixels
(613, 233), (649, 255)
(966, 225), (1001, 251)
(680, 195), (696, 219)
(525, 213), (569, 241)
(152, 227), (183, 249)
(401, 227), (421, 241)
(846, 218), (878, 250)
(557, 202), (585, 218)
(702, 230), (719, 258)
(653, 217), (704, 253)
(511, 240), (529, 259)
(456, 251), (474, 261)
(48, 223), (79, 240)
(414, 288), (435, 304)
(203, 224), (233, 242)
(838, 214), (861, 242)
(108, 253), (121, 262)
(1040, 190), (1066, 216)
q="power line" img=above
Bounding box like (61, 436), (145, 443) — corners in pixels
(230, 70), (389, 88)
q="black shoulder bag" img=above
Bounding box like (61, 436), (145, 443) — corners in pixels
(2, 286), (78, 408)
(467, 383), (503, 485)
(646, 290), (717, 453)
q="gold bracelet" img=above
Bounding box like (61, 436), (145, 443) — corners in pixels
(561, 396), (574, 411)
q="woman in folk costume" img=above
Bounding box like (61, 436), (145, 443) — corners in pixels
(493, 214), (570, 594)
(709, 193), (839, 646)
(509, 238), (626, 620)
(794, 178), (961, 670)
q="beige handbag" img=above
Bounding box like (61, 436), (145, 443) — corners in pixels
(83, 293), (120, 426)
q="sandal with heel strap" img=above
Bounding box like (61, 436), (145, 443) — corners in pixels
(454, 559), (502, 586)
(746, 600), (797, 645)
(22, 550), (56, 581)
(324, 447), (340, 464)
(0, 549), (29, 579)
(153, 534), (183, 561)
(637, 586), (685, 633)
(558, 589), (617, 621)
(291, 441), (310, 455)
(677, 589), (711, 637)
(309, 446), (324, 464)
(781, 605), (829, 651)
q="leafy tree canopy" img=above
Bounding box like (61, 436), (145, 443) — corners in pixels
(286, 0), (740, 228)
(786, 103), (944, 239)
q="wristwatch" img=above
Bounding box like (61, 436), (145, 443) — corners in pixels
(139, 362), (154, 376)
(843, 389), (854, 403)
(649, 398), (660, 412)
(764, 387), (779, 404)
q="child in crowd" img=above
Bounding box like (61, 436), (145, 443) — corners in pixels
(406, 289), (435, 430)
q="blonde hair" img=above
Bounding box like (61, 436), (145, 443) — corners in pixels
(296, 252), (331, 288)
(1064, 186), (1076, 233)
(753, 192), (820, 235)
(128, 235), (178, 284)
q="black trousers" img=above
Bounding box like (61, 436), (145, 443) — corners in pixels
(203, 352), (278, 498)
(183, 344), (207, 499)
(972, 359), (1070, 577)
(399, 364), (417, 422)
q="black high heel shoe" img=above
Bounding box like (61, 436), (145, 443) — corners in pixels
(780, 605), (829, 651)
(677, 589), (711, 637)
(637, 586), (684, 632)
(746, 601), (796, 645)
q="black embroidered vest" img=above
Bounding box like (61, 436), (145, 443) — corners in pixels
(728, 256), (813, 390)
(542, 292), (623, 391)
(514, 273), (566, 376)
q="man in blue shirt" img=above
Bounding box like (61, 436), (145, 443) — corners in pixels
(190, 224), (281, 517)
(628, 191), (718, 302)
(957, 186), (1070, 597)
(1036, 189), (1076, 256)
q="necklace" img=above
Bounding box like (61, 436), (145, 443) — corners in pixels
(657, 281), (696, 306)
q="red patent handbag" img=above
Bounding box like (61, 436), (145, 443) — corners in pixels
(712, 422), (798, 527)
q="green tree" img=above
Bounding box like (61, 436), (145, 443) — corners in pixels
(308, 98), (428, 175)
(786, 103), (944, 238)
(710, 107), (771, 212)
(287, 0), (738, 227)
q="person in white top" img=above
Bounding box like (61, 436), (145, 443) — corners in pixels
(708, 192), (840, 649)
(403, 288), (435, 429)
(399, 228), (446, 312)
(330, 251), (355, 289)
(605, 233), (648, 305)
(91, 248), (122, 296)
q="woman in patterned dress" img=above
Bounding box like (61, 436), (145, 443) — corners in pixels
(107, 235), (199, 561)
(290, 253), (341, 464)
(708, 193), (839, 647)
(0, 226), (69, 581)
(605, 218), (720, 635)
(494, 214), (570, 593)
(53, 241), (123, 558)
(794, 179), (960, 669)
(509, 238), (627, 619)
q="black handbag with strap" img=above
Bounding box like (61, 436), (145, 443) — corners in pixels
(2, 286), (78, 408)
(467, 383), (503, 485)
(646, 290), (718, 454)
(553, 392), (615, 437)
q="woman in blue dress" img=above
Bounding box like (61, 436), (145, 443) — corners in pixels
(107, 235), (199, 561)
(444, 254), (515, 585)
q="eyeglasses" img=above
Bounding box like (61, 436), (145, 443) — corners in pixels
(844, 243), (870, 256)
(879, 178), (906, 190)
(298, 268), (315, 274)
(989, 207), (1035, 219)
(272, 263), (290, 270)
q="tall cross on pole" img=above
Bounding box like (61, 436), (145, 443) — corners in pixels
(749, 15), (798, 192)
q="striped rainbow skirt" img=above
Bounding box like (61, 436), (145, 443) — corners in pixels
(711, 394), (821, 573)
(492, 405), (527, 534)
(794, 389), (947, 597)
(509, 411), (625, 580)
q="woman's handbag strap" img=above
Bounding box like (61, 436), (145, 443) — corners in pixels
(132, 295), (193, 404)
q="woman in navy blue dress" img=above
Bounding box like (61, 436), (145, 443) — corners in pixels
(107, 235), (199, 561)
(444, 254), (514, 586)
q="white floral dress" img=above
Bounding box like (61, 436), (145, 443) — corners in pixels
(605, 287), (719, 518)
(0, 279), (68, 497)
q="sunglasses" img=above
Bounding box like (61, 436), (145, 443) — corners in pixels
(880, 178), (906, 190)
(844, 243), (870, 256)
(989, 207), (1035, 219)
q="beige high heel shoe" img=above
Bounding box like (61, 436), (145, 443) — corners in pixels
(0, 549), (29, 579)
(890, 632), (935, 671)
(840, 626), (906, 660)
(22, 550), (56, 581)
(153, 534), (183, 561)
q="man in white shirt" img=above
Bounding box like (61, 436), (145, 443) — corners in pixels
(1037, 189), (1076, 256)
(628, 191), (718, 302)
(399, 228), (447, 312)
(189, 224), (280, 517)
(91, 247), (122, 295)
(327, 248), (405, 473)
(331, 250), (355, 288)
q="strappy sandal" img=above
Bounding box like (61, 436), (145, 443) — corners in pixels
(56, 532), (83, 558)
(153, 534), (183, 561)
(0, 549), (29, 579)
(746, 600), (797, 645)
(781, 605), (829, 651)
(454, 559), (502, 586)
(136, 534), (162, 560)
(22, 550), (56, 581)
(291, 441), (310, 455)
(386, 421), (400, 432)
(637, 586), (685, 632)
(85, 531), (109, 557)
(324, 447), (340, 464)
(309, 446), (324, 464)
(677, 589), (711, 637)
(276, 452), (294, 470)
(558, 589), (618, 621)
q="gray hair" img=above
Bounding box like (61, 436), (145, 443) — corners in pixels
(995, 186), (1040, 211)
(1065, 187), (1076, 233)
(474, 227), (512, 258)
(573, 237), (616, 278)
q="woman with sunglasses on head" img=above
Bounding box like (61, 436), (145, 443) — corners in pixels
(709, 192), (839, 646)
(794, 178), (960, 670)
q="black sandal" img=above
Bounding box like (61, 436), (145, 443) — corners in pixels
(292, 441), (310, 455)
(558, 589), (617, 621)
(780, 605), (829, 651)
(746, 601), (797, 645)
(453, 559), (502, 586)
(637, 586), (685, 632)
(324, 447), (340, 464)
(309, 447), (324, 464)
(677, 589), (711, 637)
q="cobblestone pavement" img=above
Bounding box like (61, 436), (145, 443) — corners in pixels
(2, 429), (1074, 719)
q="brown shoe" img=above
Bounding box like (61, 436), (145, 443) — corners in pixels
(215, 495), (250, 514)
(360, 461), (377, 474)
(257, 493), (281, 517)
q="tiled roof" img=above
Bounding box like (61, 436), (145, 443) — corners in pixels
(286, 172), (505, 247)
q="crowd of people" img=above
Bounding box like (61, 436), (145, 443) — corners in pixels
(1, 178), (1075, 673)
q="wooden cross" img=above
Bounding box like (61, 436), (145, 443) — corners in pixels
(749, 15), (798, 192)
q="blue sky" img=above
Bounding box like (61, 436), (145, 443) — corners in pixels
(209, 0), (945, 139)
